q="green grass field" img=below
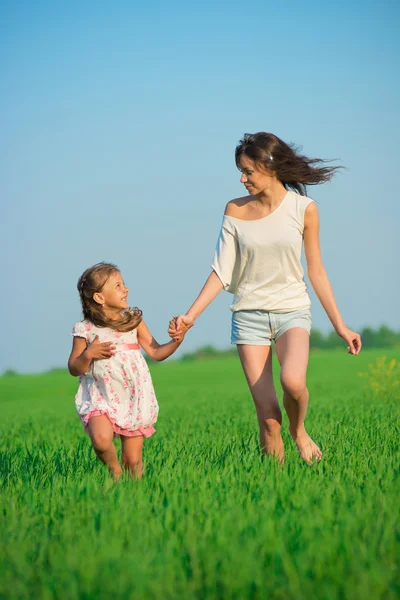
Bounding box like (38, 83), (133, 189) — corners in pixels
(1, 349), (399, 600)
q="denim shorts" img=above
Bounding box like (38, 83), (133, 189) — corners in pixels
(231, 308), (312, 346)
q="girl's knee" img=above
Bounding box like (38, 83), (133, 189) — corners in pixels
(122, 454), (142, 470)
(122, 455), (143, 477)
(91, 431), (114, 453)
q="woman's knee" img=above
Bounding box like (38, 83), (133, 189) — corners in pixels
(280, 374), (306, 399)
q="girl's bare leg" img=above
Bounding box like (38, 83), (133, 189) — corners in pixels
(237, 344), (284, 463)
(87, 415), (122, 479)
(275, 328), (322, 464)
(121, 435), (144, 479)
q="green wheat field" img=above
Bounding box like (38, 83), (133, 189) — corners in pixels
(1, 348), (399, 600)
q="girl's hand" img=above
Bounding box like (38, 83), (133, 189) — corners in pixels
(168, 315), (192, 342)
(85, 335), (116, 359)
(337, 327), (362, 355)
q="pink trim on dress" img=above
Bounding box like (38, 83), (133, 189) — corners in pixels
(83, 410), (155, 438)
(115, 343), (140, 351)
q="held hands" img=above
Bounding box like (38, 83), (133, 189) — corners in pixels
(84, 335), (116, 360)
(168, 315), (194, 342)
(337, 326), (362, 355)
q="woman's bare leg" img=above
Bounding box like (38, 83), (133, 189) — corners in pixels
(87, 415), (122, 478)
(275, 328), (322, 464)
(237, 344), (284, 462)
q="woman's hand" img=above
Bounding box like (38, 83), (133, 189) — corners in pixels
(168, 315), (194, 341)
(84, 335), (116, 359)
(337, 327), (362, 355)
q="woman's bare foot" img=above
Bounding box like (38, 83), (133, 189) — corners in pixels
(289, 427), (322, 465)
(262, 433), (285, 465)
(273, 437), (285, 465)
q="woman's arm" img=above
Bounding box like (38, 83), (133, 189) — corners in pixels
(175, 206), (238, 333)
(304, 202), (362, 355)
(175, 270), (224, 332)
(137, 320), (186, 362)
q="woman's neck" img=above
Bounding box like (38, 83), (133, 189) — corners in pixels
(256, 180), (287, 208)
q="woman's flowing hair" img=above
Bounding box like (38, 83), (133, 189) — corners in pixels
(235, 132), (343, 196)
(77, 262), (142, 332)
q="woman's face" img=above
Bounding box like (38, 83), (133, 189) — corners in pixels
(238, 155), (273, 195)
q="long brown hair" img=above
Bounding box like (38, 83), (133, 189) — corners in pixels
(235, 132), (343, 195)
(77, 262), (142, 332)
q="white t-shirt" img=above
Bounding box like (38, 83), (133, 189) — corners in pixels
(211, 190), (313, 312)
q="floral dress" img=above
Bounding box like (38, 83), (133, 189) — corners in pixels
(72, 320), (159, 437)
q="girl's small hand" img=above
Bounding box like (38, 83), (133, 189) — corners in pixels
(337, 327), (362, 355)
(85, 335), (116, 359)
(168, 318), (178, 338)
(168, 316), (191, 342)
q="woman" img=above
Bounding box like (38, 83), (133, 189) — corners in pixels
(171, 132), (361, 464)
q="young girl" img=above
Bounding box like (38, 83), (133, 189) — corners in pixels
(68, 262), (187, 479)
(171, 132), (362, 465)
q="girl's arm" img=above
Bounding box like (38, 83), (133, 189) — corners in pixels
(304, 202), (361, 355)
(175, 270), (224, 332)
(137, 320), (186, 362)
(68, 336), (116, 376)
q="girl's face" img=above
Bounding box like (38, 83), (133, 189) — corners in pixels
(94, 271), (129, 312)
(238, 155), (274, 195)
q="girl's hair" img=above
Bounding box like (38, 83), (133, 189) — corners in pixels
(235, 132), (343, 195)
(77, 262), (142, 332)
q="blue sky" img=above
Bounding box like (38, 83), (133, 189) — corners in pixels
(1, 0), (399, 373)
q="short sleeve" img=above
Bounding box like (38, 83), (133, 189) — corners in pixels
(295, 195), (314, 234)
(211, 218), (239, 293)
(71, 321), (88, 341)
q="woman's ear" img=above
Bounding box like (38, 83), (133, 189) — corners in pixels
(93, 292), (104, 306)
